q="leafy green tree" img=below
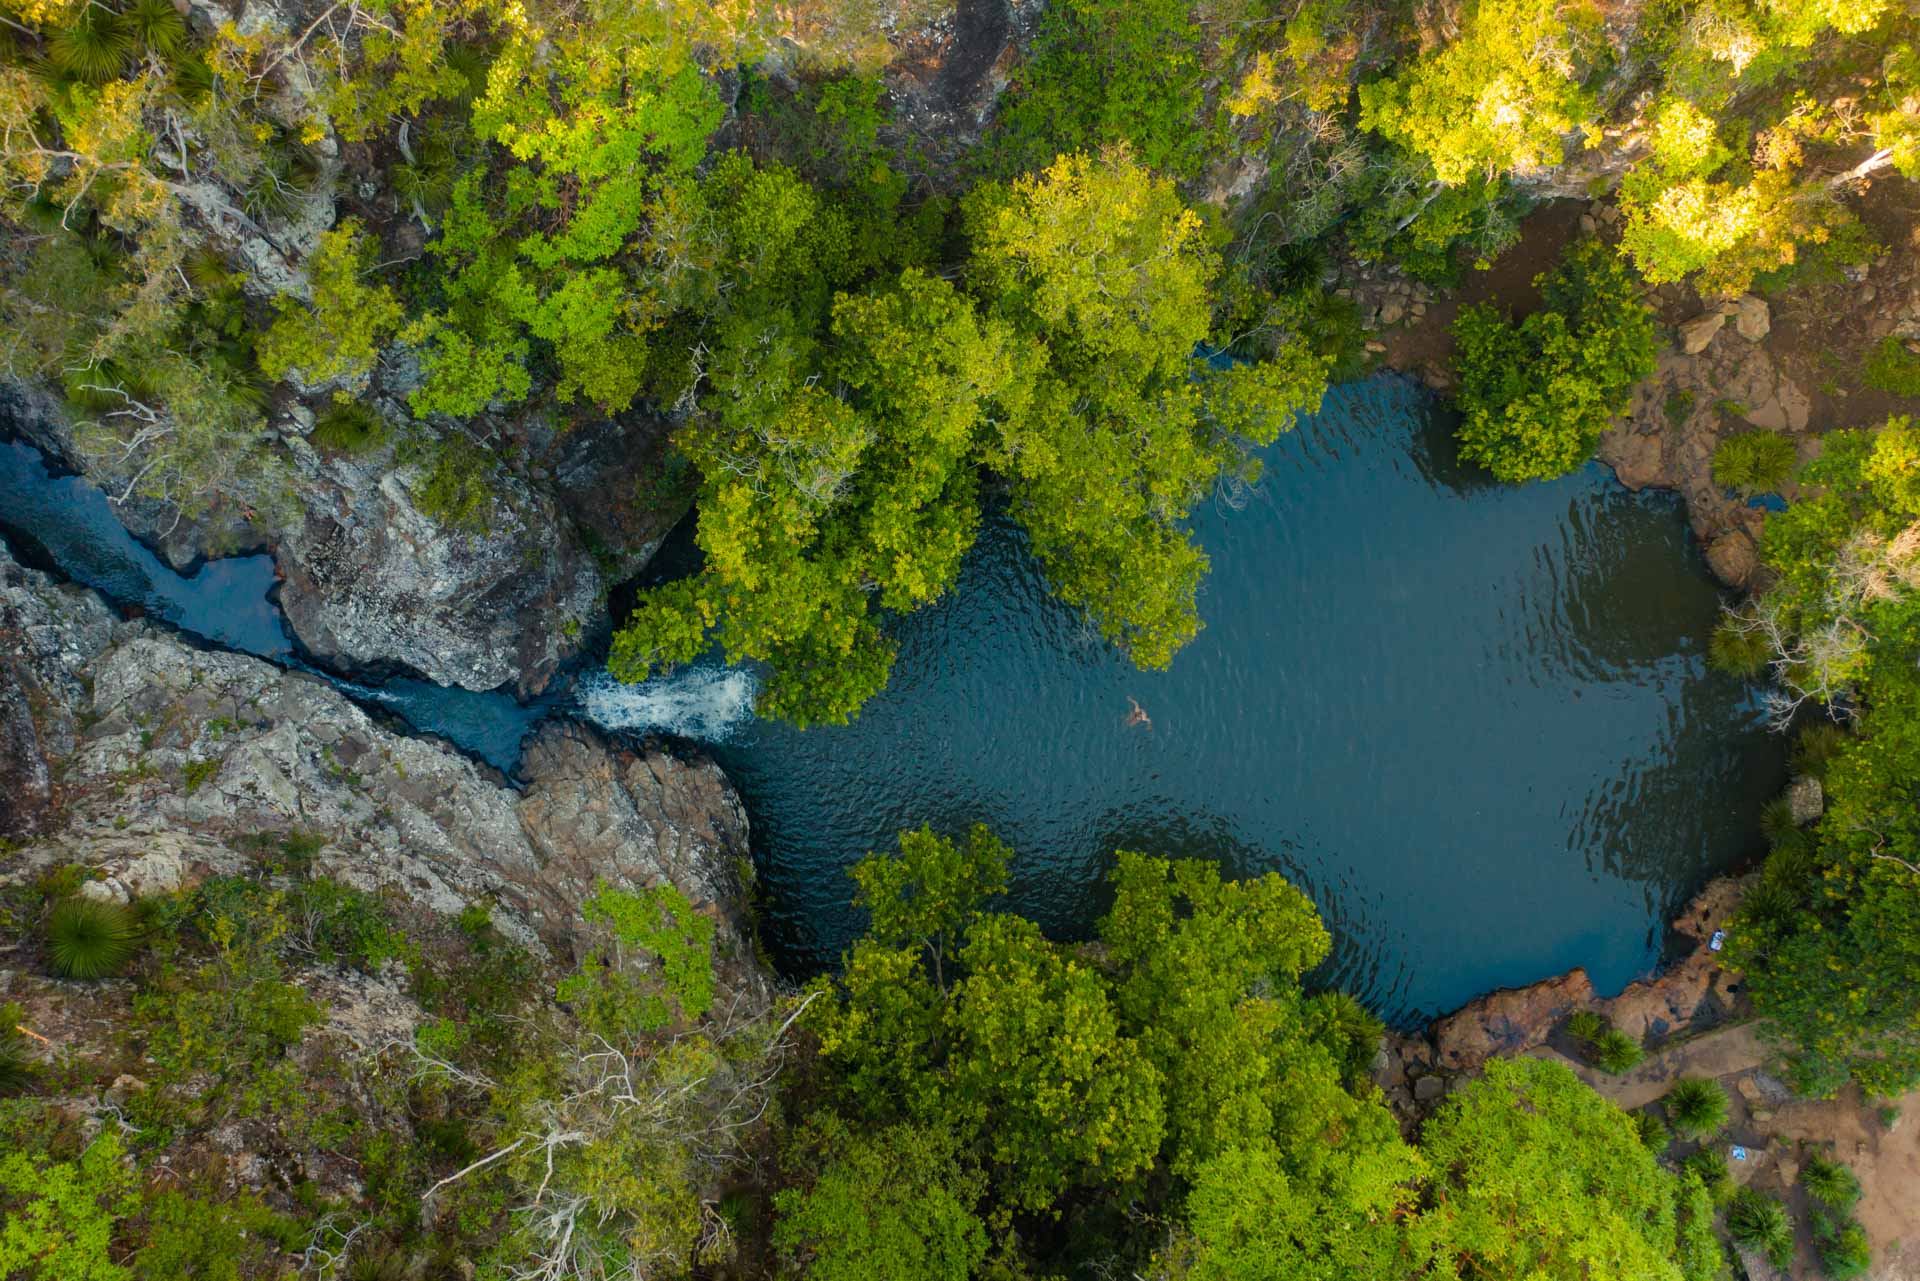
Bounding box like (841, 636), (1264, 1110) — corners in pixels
(944, 913), (1166, 1210)
(988, 0), (1211, 180)
(1358, 0), (1601, 185)
(1723, 418), (1920, 1094)
(772, 1113), (988, 1281)
(615, 148), (1326, 725)
(851, 823), (1011, 991)
(1153, 1141), (1420, 1281)
(967, 148), (1327, 670)
(611, 262), (1027, 724)
(255, 220), (402, 392)
(1406, 1057), (1706, 1281)
(1452, 239), (1658, 482)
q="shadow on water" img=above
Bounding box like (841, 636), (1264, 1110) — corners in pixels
(2, 377), (1789, 1026)
(700, 376), (1788, 1026)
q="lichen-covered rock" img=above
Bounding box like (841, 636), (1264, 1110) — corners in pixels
(0, 544), (766, 1000)
(276, 441), (603, 694)
(1787, 773), (1825, 825)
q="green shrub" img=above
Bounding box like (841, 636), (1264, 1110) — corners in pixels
(1664, 1078), (1730, 1140)
(1566, 1010), (1608, 1044)
(310, 401), (388, 455)
(1712, 431), (1799, 497)
(45, 896), (140, 980)
(1760, 794), (1802, 846)
(1727, 1188), (1796, 1269)
(1591, 1027), (1646, 1074)
(1682, 1147), (1733, 1202)
(413, 437), (495, 533)
(1452, 240), (1660, 482)
(1802, 1154), (1862, 1210)
(1862, 336), (1920, 397)
(1814, 1212), (1871, 1280)
(1632, 1109), (1671, 1153)
(1707, 614), (1772, 676)
(1790, 722), (1848, 779)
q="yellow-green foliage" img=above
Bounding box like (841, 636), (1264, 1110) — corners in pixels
(1357, 0), (1601, 185)
(1452, 239), (1659, 482)
(256, 220), (402, 390)
(611, 148), (1327, 726)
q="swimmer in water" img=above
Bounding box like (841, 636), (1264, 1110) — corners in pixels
(1125, 697), (1151, 729)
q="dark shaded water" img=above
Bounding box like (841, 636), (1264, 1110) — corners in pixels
(602, 378), (1786, 1024)
(2, 378), (1785, 1023)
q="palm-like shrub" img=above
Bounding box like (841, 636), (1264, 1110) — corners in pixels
(1814, 1213), (1871, 1280)
(1707, 614), (1773, 676)
(1682, 1148), (1732, 1203)
(1665, 1077), (1730, 1140)
(1712, 431), (1798, 498)
(1802, 1155), (1862, 1210)
(47, 2), (134, 82)
(120, 0), (186, 55)
(1759, 794), (1802, 847)
(46, 896), (141, 980)
(1566, 1010), (1607, 1045)
(1728, 1188), (1795, 1270)
(1790, 721), (1848, 779)
(1591, 1028), (1645, 1074)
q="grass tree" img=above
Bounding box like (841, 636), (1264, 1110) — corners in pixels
(1664, 1078), (1730, 1141)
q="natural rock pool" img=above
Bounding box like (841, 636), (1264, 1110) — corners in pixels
(2, 376), (1786, 1024)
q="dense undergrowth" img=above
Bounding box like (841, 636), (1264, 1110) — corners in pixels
(3, 828), (1727, 1281)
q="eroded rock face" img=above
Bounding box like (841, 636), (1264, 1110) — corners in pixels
(1429, 969), (1599, 1073)
(1417, 875), (1751, 1077)
(1600, 339), (1814, 589)
(275, 438), (604, 694)
(0, 545), (767, 1002)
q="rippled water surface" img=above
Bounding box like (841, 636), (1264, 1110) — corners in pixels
(2, 377), (1787, 1023)
(687, 377), (1786, 1024)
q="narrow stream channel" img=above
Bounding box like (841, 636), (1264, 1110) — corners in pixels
(1, 375), (1787, 1025)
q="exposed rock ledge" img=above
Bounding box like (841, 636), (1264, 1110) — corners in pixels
(1378, 874), (1751, 1123)
(0, 541), (767, 1000)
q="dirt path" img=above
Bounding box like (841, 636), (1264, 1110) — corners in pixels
(1526, 1021), (1769, 1110)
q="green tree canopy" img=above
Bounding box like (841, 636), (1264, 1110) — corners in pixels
(612, 147), (1326, 725)
(1452, 239), (1658, 482)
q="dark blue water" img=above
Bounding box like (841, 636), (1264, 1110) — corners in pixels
(0, 439), (289, 656)
(2, 379), (1786, 1023)
(643, 378), (1784, 1024)
(0, 438), (555, 772)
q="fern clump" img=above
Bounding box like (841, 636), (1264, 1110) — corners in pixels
(46, 896), (141, 980)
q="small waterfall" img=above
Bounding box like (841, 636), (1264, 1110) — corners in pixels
(576, 665), (759, 741)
